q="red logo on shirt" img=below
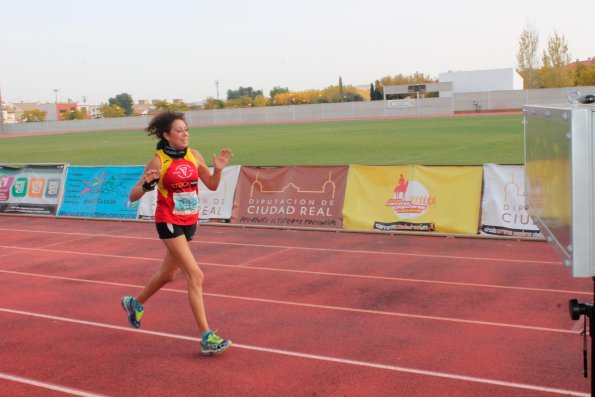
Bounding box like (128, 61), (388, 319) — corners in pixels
(173, 164), (195, 179)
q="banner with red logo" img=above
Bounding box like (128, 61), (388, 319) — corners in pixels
(231, 166), (348, 228)
(343, 165), (483, 234)
(480, 164), (543, 238)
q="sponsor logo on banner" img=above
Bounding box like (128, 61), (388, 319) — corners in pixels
(58, 166), (142, 219)
(343, 165), (482, 234)
(232, 166), (348, 228)
(0, 164), (67, 215)
(375, 173), (436, 231)
(480, 164), (543, 238)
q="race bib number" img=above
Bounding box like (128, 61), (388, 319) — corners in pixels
(173, 191), (199, 215)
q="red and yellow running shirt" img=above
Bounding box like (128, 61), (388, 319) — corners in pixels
(154, 149), (200, 225)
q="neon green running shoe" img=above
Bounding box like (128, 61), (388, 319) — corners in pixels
(201, 330), (232, 355)
(121, 296), (144, 328)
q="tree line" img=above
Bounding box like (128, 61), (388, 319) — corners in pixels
(516, 23), (594, 88)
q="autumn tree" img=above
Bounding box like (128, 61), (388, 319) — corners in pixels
(541, 32), (573, 88)
(516, 23), (540, 88)
(99, 104), (125, 118)
(575, 64), (595, 86)
(253, 94), (269, 107)
(154, 100), (190, 112)
(203, 97), (224, 110)
(62, 108), (88, 120)
(20, 109), (47, 122)
(374, 72), (436, 99)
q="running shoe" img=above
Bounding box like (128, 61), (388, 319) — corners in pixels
(201, 330), (232, 355)
(120, 296), (144, 328)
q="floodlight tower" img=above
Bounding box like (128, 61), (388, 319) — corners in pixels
(0, 84), (4, 134)
(53, 89), (59, 103)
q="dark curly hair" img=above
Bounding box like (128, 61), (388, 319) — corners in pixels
(145, 111), (186, 149)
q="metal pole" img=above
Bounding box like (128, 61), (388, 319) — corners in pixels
(0, 84), (5, 134)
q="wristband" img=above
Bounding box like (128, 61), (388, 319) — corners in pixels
(142, 178), (159, 192)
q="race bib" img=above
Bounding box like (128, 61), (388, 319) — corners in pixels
(173, 191), (199, 215)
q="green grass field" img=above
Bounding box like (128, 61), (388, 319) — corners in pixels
(0, 114), (524, 166)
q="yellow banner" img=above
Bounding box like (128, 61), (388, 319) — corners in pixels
(343, 165), (483, 234)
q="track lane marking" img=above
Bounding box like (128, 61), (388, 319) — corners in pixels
(0, 228), (560, 264)
(0, 245), (588, 296)
(0, 269), (581, 334)
(0, 372), (105, 397)
(0, 308), (588, 397)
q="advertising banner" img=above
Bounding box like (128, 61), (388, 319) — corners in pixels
(480, 164), (543, 238)
(343, 165), (483, 234)
(231, 166), (348, 228)
(57, 166), (143, 219)
(137, 165), (241, 222)
(0, 164), (67, 215)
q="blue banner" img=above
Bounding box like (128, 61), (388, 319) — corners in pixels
(57, 166), (143, 219)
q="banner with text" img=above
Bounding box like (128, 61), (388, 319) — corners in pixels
(0, 164), (67, 215)
(57, 166), (143, 219)
(480, 164), (543, 238)
(231, 166), (348, 228)
(343, 165), (483, 234)
(137, 165), (241, 222)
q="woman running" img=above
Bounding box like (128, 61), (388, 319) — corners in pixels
(121, 111), (232, 355)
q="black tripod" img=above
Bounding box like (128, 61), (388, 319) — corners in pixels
(569, 277), (595, 397)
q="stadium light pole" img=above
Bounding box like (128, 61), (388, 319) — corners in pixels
(54, 88), (59, 103)
(0, 84), (4, 134)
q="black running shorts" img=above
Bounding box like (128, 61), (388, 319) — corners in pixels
(155, 222), (197, 241)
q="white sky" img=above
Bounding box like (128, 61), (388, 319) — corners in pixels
(1, 0), (593, 105)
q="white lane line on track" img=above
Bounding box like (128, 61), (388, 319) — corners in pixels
(0, 228), (560, 264)
(0, 307), (588, 397)
(0, 372), (105, 397)
(0, 269), (581, 334)
(0, 244), (588, 296)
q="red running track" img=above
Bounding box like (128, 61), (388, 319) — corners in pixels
(0, 215), (591, 397)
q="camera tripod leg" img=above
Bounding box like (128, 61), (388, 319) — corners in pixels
(568, 277), (595, 396)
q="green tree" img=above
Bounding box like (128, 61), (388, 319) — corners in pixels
(269, 86), (289, 100)
(227, 87), (262, 100)
(108, 93), (134, 116)
(516, 23), (540, 88)
(99, 104), (125, 118)
(20, 109), (47, 122)
(370, 82), (383, 100)
(541, 32), (573, 88)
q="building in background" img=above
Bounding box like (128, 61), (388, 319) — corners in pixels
(0, 101), (17, 124)
(439, 68), (524, 97)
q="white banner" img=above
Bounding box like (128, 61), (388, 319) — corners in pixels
(480, 164), (543, 238)
(137, 165), (241, 223)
